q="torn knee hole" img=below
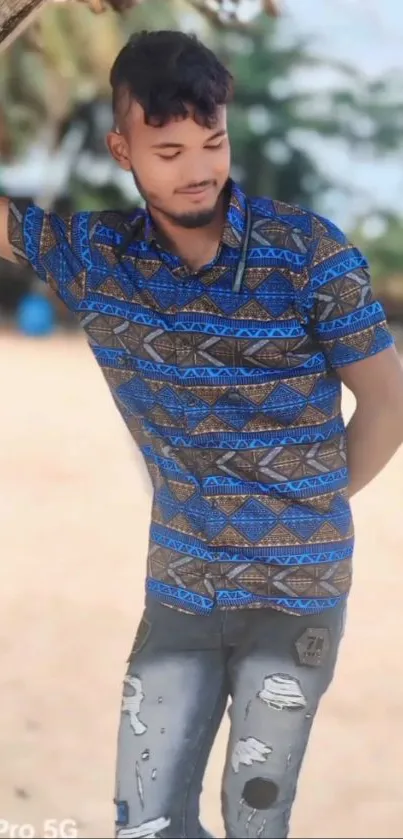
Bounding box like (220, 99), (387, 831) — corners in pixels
(258, 674), (306, 711)
(115, 816), (171, 838)
(242, 777), (278, 810)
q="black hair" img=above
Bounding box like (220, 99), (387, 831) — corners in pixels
(110, 29), (233, 127)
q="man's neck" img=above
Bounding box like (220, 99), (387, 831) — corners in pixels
(149, 192), (227, 273)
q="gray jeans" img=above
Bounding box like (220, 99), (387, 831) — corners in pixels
(114, 597), (346, 839)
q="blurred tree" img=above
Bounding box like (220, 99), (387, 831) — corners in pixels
(2, 1), (403, 323)
(354, 213), (403, 281)
(1, 1), (402, 216)
(0, 0), (279, 52)
(212, 14), (403, 208)
(354, 215), (403, 287)
(348, 213), (403, 324)
(0, 1), (121, 160)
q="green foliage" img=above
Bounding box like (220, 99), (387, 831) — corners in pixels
(353, 214), (403, 291)
(0, 0), (180, 157)
(211, 14), (403, 208)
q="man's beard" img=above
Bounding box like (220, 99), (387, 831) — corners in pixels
(130, 166), (219, 229)
(164, 207), (217, 229)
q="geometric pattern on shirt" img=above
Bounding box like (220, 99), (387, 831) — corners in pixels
(151, 482), (353, 547)
(147, 543), (352, 600)
(102, 373), (341, 436)
(82, 313), (314, 369)
(7, 179), (394, 618)
(159, 437), (347, 484)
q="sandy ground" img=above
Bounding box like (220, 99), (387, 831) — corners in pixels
(0, 330), (403, 839)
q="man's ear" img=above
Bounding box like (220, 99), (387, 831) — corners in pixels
(106, 130), (132, 172)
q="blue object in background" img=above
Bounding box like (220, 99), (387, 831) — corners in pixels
(16, 292), (56, 337)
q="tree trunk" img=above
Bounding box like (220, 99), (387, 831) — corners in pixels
(0, 0), (49, 52)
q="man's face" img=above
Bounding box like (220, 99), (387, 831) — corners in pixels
(107, 100), (231, 229)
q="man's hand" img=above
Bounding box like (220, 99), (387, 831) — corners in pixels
(0, 197), (15, 263)
(339, 345), (403, 497)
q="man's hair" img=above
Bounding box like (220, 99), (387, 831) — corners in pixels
(110, 29), (233, 127)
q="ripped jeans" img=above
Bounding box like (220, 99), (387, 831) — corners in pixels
(114, 596), (346, 839)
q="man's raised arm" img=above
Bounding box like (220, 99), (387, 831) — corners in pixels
(0, 195), (92, 302)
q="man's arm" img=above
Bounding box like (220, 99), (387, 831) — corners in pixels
(306, 216), (403, 498)
(0, 197), (16, 263)
(340, 346), (403, 497)
(0, 194), (92, 303)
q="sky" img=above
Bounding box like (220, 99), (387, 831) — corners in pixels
(284, 0), (403, 75)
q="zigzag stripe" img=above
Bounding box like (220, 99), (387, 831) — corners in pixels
(143, 416), (345, 449)
(310, 252), (368, 285)
(201, 469), (348, 496)
(146, 578), (347, 614)
(149, 523), (354, 562)
(78, 301), (305, 338)
(93, 349), (326, 383)
(316, 303), (388, 337)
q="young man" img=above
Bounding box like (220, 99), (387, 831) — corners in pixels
(1, 29), (403, 839)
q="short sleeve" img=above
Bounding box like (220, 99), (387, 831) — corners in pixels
(305, 219), (394, 367)
(8, 199), (92, 305)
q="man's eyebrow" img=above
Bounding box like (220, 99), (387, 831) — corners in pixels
(205, 129), (227, 143)
(151, 141), (183, 149)
(151, 129), (227, 150)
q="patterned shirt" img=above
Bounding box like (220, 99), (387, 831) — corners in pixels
(8, 179), (393, 616)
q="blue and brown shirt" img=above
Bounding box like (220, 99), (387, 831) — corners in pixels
(8, 180), (393, 615)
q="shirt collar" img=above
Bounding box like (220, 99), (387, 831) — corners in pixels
(221, 178), (248, 248)
(141, 178), (248, 250)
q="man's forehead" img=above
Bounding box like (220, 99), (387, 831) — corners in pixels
(122, 99), (227, 142)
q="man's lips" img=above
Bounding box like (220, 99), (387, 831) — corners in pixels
(177, 185), (214, 196)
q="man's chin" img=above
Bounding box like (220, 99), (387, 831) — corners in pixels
(169, 207), (217, 230)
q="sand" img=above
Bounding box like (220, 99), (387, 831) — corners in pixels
(0, 330), (402, 839)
